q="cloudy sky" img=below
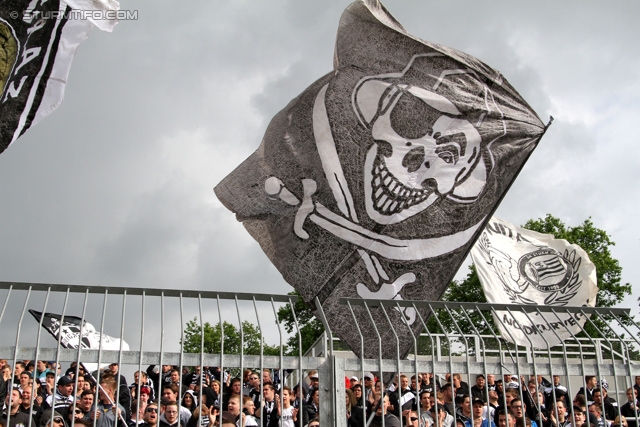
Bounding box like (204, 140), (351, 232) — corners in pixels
(1, 1), (639, 351)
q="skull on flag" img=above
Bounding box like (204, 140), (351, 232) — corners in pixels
(215, 0), (545, 360)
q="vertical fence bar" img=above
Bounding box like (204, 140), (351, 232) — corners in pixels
(217, 295), (225, 415)
(313, 296), (336, 425)
(8, 286), (32, 427)
(28, 287), (52, 427)
(52, 288), (70, 427)
(362, 301), (383, 427)
(235, 295), (245, 417)
(135, 291), (146, 426)
(286, 295), (304, 427)
(347, 300), (367, 426)
(252, 297), (264, 427)
(270, 297), (284, 427)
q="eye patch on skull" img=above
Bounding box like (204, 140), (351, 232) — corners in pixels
(390, 90), (449, 140)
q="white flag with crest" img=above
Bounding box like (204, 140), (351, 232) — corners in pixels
(471, 217), (598, 348)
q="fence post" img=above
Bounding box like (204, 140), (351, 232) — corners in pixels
(318, 357), (337, 426)
(334, 356), (347, 427)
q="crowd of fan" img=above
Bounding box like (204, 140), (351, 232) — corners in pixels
(347, 373), (640, 427)
(0, 360), (322, 427)
(1, 360), (639, 427)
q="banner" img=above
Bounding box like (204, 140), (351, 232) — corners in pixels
(29, 309), (128, 371)
(0, 0), (119, 154)
(215, 0), (547, 359)
(471, 217), (598, 348)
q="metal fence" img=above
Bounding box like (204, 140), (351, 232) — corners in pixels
(1, 280), (639, 427)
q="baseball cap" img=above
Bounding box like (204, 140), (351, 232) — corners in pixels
(58, 376), (73, 386)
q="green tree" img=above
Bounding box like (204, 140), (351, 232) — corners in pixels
(181, 318), (282, 356)
(276, 290), (324, 356)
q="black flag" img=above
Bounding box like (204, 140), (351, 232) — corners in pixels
(215, 0), (546, 359)
(0, 0), (118, 154)
(29, 309), (127, 352)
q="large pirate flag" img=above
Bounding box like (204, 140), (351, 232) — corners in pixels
(0, 0), (118, 154)
(215, 0), (547, 359)
(471, 218), (598, 348)
(29, 309), (128, 371)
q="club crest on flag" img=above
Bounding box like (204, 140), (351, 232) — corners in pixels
(477, 233), (583, 306)
(471, 218), (598, 348)
(216, 0), (547, 359)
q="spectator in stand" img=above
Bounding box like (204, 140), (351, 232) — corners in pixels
(577, 377), (598, 403)
(34, 362), (48, 384)
(472, 376), (488, 403)
(41, 371), (56, 400)
(487, 376), (496, 393)
(398, 374), (418, 416)
(467, 397), (495, 427)
(427, 403), (453, 427)
(566, 406), (586, 427)
(441, 384), (454, 415)
(161, 385), (190, 426)
(75, 390), (94, 419)
(223, 379), (242, 411)
(12, 363), (26, 385)
(544, 377), (568, 411)
(364, 373), (376, 404)
(454, 375), (471, 402)
(225, 394), (242, 423)
(588, 402), (607, 427)
(247, 373), (261, 407)
(181, 390), (196, 414)
(305, 388), (319, 422)
(620, 388), (639, 427)
(242, 396), (259, 427)
(20, 386), (41, 417)
(0, 366), (12, 404)
(483, 390), (499, 422)
(547, 400), (569, 427)
(146, 366), (173, 396)
(141, 403), (158, 427)
(497, 409), (516, 427)
(17, 372), (31, 393)
(2, 388), (34, 427)
(43, 375), (75, 416)
(307, 373), (319, 404)
(613, 416), (628, 427)
(573, 394), (598, 426)
(370, 392), (401, 427)
(456, 395), (472, 424)
(634, 378), (640, 405)
(350, 377), (359, 390)
(256, 383), (279, 427)
(89, 376), (127, 427)
(352, 384), (368, 417)
(207, 381), (220, 408)
(242, 370), (253, 396)
(593, 388), (616, 422)
(421, 373), (437, 395)
(159, 401), (180, 427)
(131, 372), (155, 403)
(281, 387), (300, 427)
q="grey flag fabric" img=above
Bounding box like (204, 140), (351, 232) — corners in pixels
(471, 217), (598, 348)
(215, 0), (546, 360)
(0, 0), (118, 154)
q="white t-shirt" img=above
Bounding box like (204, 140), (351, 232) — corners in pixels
(280, 406), (295, 427)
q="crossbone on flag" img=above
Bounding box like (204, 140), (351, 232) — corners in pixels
(471, 218), (598, 349)
(0, 0), (118, 154)
(215, 0), (547, 360)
